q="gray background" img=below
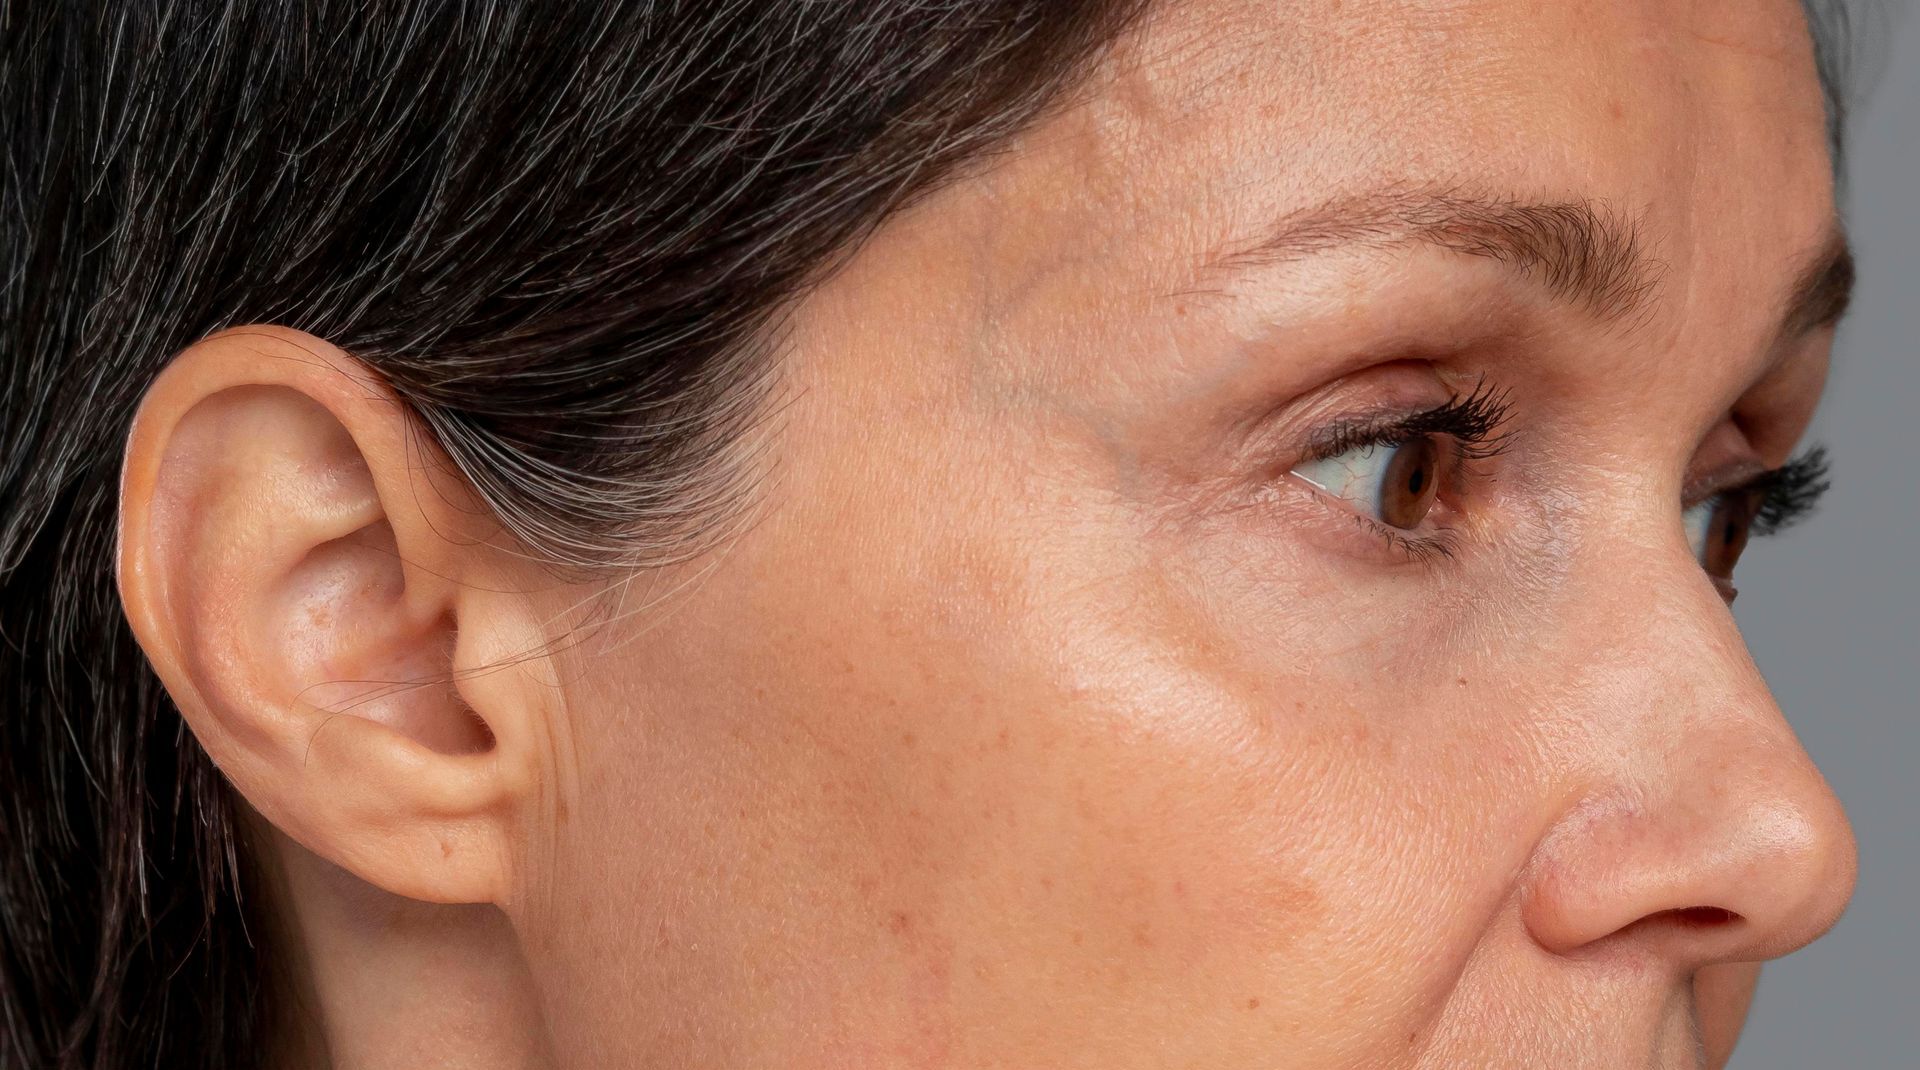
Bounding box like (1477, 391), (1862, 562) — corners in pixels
(1734, 4), (1917, 1066)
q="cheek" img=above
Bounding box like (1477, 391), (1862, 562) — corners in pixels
(787, 662), (1357, 1054)
(747, 546), (1535, 1059)
(541, 562), (1532, 1065)
(520, 350), (1554, 1064)
(1695, 962), (1761, 1068)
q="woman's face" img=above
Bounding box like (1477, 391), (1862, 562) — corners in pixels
(520, 0), (1857, 1065)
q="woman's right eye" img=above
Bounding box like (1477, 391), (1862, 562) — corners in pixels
(1291, 435), (1447, 530)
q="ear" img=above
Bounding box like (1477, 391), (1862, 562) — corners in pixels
(117, 325), (549, 905)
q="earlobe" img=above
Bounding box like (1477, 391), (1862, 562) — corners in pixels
(117, 325), (543, 906)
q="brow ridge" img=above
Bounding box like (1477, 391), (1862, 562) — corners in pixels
(1205, 185), (1665, 328)
(1782, 232), (1854, 337)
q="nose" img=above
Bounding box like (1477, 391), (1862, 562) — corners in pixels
(1519, 557), (1858, 970)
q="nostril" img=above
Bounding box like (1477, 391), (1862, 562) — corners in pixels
(1662, 906), (1742, 929)
(1594, 906), (1748, 949)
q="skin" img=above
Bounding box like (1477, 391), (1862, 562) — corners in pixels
(114, 0), (1857, 1067)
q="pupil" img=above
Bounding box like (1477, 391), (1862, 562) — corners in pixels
(1407, 467), (1425, 494)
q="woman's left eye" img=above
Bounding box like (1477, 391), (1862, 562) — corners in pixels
(1290, 435), (1447, 530)
(1682, 487), (1762, 599)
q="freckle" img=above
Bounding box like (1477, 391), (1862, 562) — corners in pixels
(1131, 922), (1154, 948)
(439, 840), (452, 858)
(1040, 876), (1054, 892)
(1071, 930), (1084, 946)
(1457, 676), (1468, 686)
(1246, 997), (1261, 1010)
(888, 911), (913, 936)
(1173, 880), (1186, 897)
(995, 727), (1010, 749)
(900, 731), (917, 748)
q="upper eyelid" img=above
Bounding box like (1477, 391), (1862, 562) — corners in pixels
(1681, 463), (1771, 509)
(1305, 412), (1425, 459)
(1304, 383), (1517, 463)
(1684, 447), (1831, 512)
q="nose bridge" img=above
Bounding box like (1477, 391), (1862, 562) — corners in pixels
(1520, 529), (1858, 966)
(1601, 535), (1773, 736)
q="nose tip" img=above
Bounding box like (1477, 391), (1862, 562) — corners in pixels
(1722, 787), (1858, 960)
(1523, 750), (1858, 968)
(1517, 527), (1861, 973)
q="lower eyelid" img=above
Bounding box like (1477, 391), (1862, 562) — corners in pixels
(1283, 472), (1461, 563)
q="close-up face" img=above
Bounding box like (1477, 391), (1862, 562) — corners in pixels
(506, 0), (1858, 1066)
(36, 0), (1884, 1068)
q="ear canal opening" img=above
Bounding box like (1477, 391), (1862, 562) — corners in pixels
(465, 699), (498, 752)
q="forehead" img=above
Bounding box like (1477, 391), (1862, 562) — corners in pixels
(1094, 0), (1827, 188)
(982, 0), (1833, 300)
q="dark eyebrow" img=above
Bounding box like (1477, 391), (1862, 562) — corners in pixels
(1202, 186), (1663, 327)
(1781, 232), (1855, 337)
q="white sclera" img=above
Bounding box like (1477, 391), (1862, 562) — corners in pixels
(1292, 443), (1395, 518)
(1681, 495), (1718, 566)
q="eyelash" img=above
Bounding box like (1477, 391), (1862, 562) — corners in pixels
(1297, 379), (1517, 562)
(1308, 378), (1518, 465)
(1710, 444), (1832, 535)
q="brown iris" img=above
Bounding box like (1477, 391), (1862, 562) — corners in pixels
(1378, 435), (1443, 529)
(1699, 487), (1764, 599)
